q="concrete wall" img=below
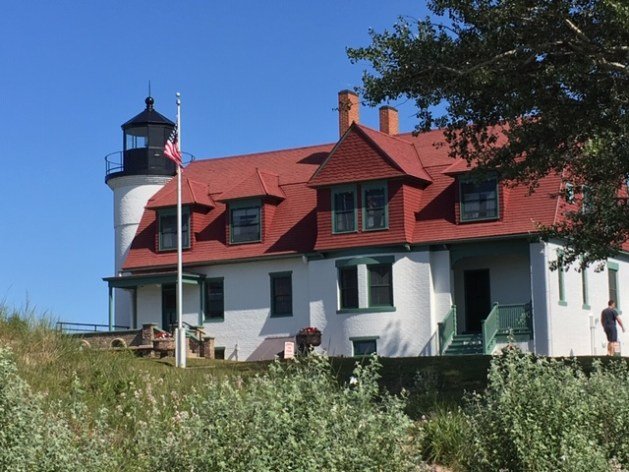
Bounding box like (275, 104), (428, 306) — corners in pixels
(197, 257), (310, 361)
(309, 250), (434, 357)
(544, 241), (629, 356)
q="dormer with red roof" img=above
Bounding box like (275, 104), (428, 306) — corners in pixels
(145, 176), (215, 252)
(309, 113), (432, 251)
(217, 168), (286, 244)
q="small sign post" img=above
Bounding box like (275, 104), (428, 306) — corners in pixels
(284, 341), (295, 359)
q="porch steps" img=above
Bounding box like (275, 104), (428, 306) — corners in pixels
(444, 333), (484, 355)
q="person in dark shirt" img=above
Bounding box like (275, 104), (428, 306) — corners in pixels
(601, 300), (625, 355)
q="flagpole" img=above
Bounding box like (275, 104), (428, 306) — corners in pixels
(175, 92), (186, 369)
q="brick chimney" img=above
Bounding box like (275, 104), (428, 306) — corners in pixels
(379, 106), (399, 135)
(338, 90), (359, 137)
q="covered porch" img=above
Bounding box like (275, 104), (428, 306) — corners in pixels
(103, 271), (206, 331)
(436, 239), (535, 355)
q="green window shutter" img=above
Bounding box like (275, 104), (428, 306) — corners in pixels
(270, 272), (292, 317)
(581, 266), (590, 309)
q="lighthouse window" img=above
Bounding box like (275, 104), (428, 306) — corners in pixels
(125, 128), (148, 150)
(158, 207), (190, 251)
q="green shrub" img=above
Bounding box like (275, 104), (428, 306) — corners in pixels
(0, 347), (116, 471)
(119, 355), (426, 471)
(461, 348), (623, 471)
(420, 406), (474, 471)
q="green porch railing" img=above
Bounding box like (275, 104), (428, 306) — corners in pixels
(483, 302), (533, 354)
(438, 305), (457, 355)
(497, 302), (533, 333)
(482, 303), (500, 355)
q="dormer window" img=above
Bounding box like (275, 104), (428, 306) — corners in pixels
(362, 181), (388, 230)
(332, 185), (357, 233)
(230, 199), (261, 244)
(158, 207), (190, 251)
(459, 175), (499, 222)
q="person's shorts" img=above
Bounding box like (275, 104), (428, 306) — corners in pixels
(604, 325), (618, 342)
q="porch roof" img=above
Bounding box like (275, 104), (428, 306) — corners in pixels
(103, 271), (205, 288)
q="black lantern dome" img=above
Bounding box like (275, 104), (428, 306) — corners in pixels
(106, 97), (177, 182)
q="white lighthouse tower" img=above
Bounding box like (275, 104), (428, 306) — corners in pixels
(105, 96), (176, 328)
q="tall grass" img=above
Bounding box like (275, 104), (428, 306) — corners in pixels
(0, 304), (427, 471)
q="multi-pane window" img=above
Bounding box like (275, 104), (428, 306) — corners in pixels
(609, 265), (619, 309)
(363, 182), (388, 230)
(368, 264), (393, 307)
(332, 186), (356, 233)
(205, 278), (224, 320)
(338, 266), (359, 309)
(270, 272), (292, 317)
(230, 200), (261, 243)
(352, 339), (377, 356)
(460, 176), (499, 221)
(158, 207), (190, 251)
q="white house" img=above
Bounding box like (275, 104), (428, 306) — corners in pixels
(104, 91), (628, 360)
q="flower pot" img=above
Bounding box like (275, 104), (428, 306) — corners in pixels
(296, 332), (321, 347)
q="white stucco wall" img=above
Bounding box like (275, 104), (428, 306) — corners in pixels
(543, 241), (629, 356)
(199, 257), (310, 361)
(107, 174), (171, 327)
(310, 250), (434, 358)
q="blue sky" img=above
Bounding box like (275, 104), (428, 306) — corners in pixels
(1, 1), (431, 325)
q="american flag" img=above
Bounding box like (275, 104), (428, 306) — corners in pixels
(164, 125), (182, 166)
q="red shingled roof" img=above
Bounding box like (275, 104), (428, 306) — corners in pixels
(217, 168), (286, 202)
(123, 124), (567, 271)
(146, 176), (215, 209)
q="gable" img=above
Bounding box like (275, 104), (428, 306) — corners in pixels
(309, 129), (406, 187)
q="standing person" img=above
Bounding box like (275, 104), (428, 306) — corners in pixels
(601, 300), (625, 356)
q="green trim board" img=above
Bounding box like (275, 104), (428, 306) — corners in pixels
(332, 184), (358, 233)
(362, 180), (388, 231)
(269, 271), (293, 317)
(607, 261), (619, 271)
(335, 255), (395, 268)
(104, 272), (205, 289)
(338, 307), (396, 314)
